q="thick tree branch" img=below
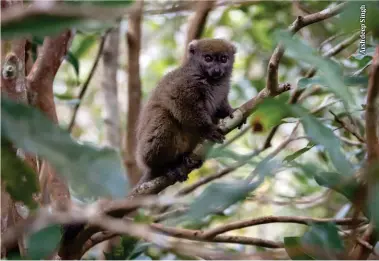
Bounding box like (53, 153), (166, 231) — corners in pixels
(102, 27), (121, 149)
(1, 0), (34, 256)
(365, 46), (379, 164)
(68, 33), (107, 132)
(125, 1), (143, 186)
(26, 31), (73, 212)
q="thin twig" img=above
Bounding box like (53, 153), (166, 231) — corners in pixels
(68, 33), (108, 132)
(201, 216), (367, 239)
(150, 223), (284, 248)
(329, 110), (365, 143)
(318, 32), (349, 52)
(218, 124), (250, 150)
(177, 149), (262, 196)
(266, 2), (346, 93)
(305, 31), (360, 79)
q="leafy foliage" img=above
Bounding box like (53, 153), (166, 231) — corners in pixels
(285, 223), (344, 260)
(275, 30), (355, 107)
(182, 178), (263, 223)
(1, 139), (39, 209)
(103, 236), (142, 260)
(1, 97), (128, 200)
(26, 225), (62, 260)
(2, 0), (379, 259)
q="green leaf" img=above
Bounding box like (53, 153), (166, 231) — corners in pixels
(65, 51), (80, 80)
(300, 223), (345, 259)
(31, 36), (44, 45)
(2, 15), (83, 39)
(184, 179), (263, 221)
(288, 105), (354, 176)
(298, 76), (368, 89)
(285, 223), (345, 260)
(104, 235), (139, 260)
(26, 224), (62, 260)
(128, 243), (152, 260)
(351, 46), (376, 60)
(1, 139), (39, 209)
(284, 237), (315, 260)
(258, 98), (354, 176)
(2, 14), (112, 39)
(70, 34), (98, 58)
(1, 97), (128, 200)
(338, 2), (379, 36)
(251, 93), (290, 132)
(283, 143), (315, 163)
(274, 30), (355, 107)
(314, 172), (359, 202)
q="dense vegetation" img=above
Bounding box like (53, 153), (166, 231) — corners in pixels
(1, 0), (379, 259)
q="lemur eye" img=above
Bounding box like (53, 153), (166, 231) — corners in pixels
(204, 55), (213, 62)
(220, 55), (228, 63)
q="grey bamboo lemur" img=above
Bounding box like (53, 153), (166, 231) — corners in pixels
(136, 38), (237, 183)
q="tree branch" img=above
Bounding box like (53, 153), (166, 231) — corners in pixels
(85, 223), (284, 254)
(267, 2), (346, 94)
(201, 216), (367, 239)
(2, 202), (270, 260)
(26, 31), (73, 211)
(265, 30), (359, 149)
(151, 223), (284, 248)
(365, 46), (379, 164)
(176, 150), (261, 196)
(329, 110), (365, 143)
(102, 26), (121, 149)
(68, 33), (107, 132)
(125, 1), (143, 186)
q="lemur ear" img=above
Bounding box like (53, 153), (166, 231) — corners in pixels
(188, 40), (198, 54)
(230, 43), (237, 54)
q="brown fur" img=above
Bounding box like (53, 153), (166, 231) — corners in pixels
(136, 38), (236, 184)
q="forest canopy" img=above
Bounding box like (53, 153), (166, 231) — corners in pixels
(1, 0), (379, 260)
